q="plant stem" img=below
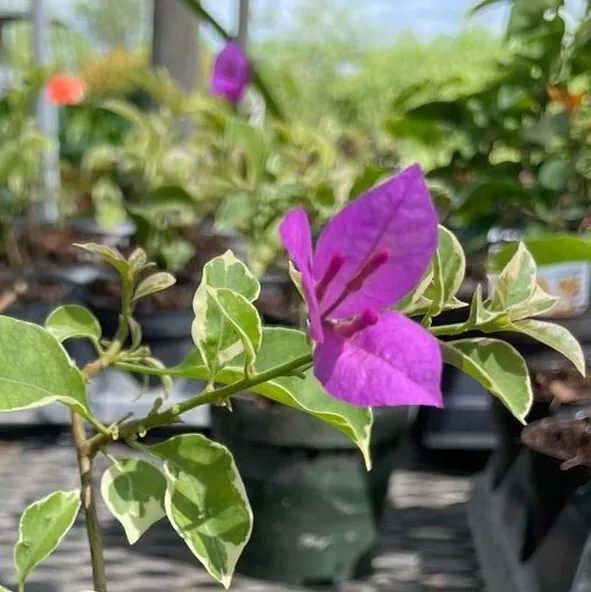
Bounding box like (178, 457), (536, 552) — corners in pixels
(88, 352), (313, 453)
(70, 285), (132, 592)
(71, 411), (107, 592)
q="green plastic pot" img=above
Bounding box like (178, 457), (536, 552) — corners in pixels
(210, 397), (416, 587)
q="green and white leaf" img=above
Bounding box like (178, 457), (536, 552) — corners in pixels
(424, 251), (445, 321)
(438, 225), (466, 304)
(508, 319), (586, 376)
(441, 338), (532, 422)
(14, 490), (81, 586)
(149, 434), (253, 589)
(127, 248), (148, 275)
(74, 242), (128, 276)
(133, 272), (176, 302)
(0, 317), (90, 417)
(488, 242), (537, 312)
(466, 284), (503, 328)
(200, 251), (260, 302)
(397, 260), (434, 316)
(101, 458), (167, 545)
(192, 252), (262, 376)
(171, 327), (373, 469)
(45, 305), (101, 345)
(192, 287), (262, 376)
(507, 284), (558, 321)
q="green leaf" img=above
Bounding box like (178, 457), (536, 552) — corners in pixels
(469, 0), (505, 15)
(441, 338), (532, 422)
(133, 272), (176, 302)
(226, 118), (266, 185)
(507, 0), (563, 37)
(75, 242), (128, 276)
(171, 328), (374, 468)
(128, 317), (143, 350)
(489, 235), (591, 271)
(100, 458), (166, 545)
(45, 305), (101, 345)
(101, 99), (145, 128)
(288, 261), (305, 301)
(214, 192), (255, 231)
(0, 317), (90, 416)
(405, 99), (466, 126)
(149, 434), (253, 589)
(508, 319), (585, 375)
(438, 226), (466, 304)
(14, 490), (81, 586)
(350, 165), (384, 199)
(159, 238), (195, 273)
(313, 183), (336, 209)
(0, 585), (13, 592)
(538, 158), (569, 191)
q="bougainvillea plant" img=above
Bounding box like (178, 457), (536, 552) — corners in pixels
(210, 41), (251, 104)
(0, 167), (583, 592)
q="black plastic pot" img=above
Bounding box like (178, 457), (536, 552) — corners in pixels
(468, 414), (591, 592)
(258, 270), (299, 326)
(416, 279), (497, 451)
(468, 312), (591, 592)
(211, 397), (416, 587)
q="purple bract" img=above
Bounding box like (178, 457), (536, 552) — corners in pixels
(279, 164), (443, 408)
(210, 41), (251, 104)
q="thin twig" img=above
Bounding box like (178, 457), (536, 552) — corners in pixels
(71, 411), (107, 592)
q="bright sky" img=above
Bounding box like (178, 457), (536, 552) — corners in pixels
(1, 0), (510, 41)
(203, 0), (510, 41)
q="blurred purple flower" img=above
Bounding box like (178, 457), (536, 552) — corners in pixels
(279, 164), (443, 408)
(210, 41), (251, 104)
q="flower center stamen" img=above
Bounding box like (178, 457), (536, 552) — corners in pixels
(321, 249), (390, 318)
(315, 251), (346, 301)
(335, 309), (379, 338)
(346, 249), (389, 292)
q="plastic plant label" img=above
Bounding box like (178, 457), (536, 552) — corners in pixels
(536, 261), (590, 317)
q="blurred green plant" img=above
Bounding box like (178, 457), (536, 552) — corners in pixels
(77, 68), (400, 278)
(0, 69), (51, 265)
(390, 0), (591, 257)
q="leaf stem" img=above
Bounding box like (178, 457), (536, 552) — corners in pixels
(429, 322), (469, 337)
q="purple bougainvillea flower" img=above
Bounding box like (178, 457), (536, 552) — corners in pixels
(279, 164), (443, 408)
(210, 41), (251, 104)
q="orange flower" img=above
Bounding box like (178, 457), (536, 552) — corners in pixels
(546, 85), (586, 114)
(45, 74), (86, 106)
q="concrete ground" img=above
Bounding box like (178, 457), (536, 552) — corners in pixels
(0, 435), (486, 592)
